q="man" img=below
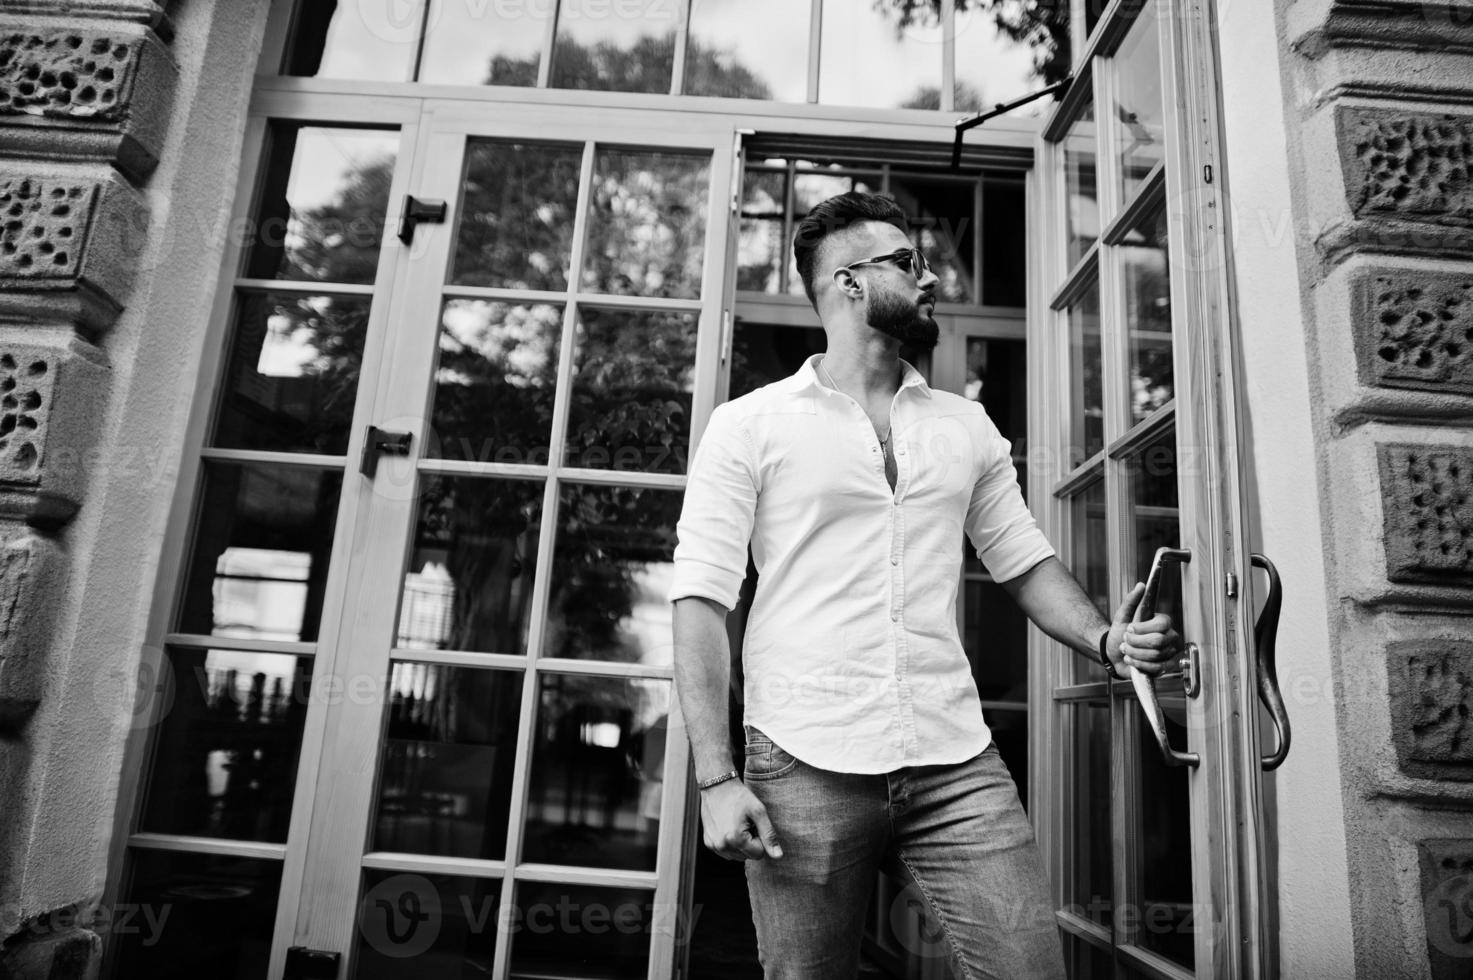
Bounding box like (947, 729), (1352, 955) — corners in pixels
(669, 192), (1179, 979)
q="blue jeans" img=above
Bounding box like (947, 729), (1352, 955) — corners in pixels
(742, 727), (1065, 980)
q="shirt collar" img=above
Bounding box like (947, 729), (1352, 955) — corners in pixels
(789, 353), (934, 399)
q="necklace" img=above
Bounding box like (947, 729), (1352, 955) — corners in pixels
(818, 358), (892, 448)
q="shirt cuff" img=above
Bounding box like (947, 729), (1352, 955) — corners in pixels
(667, 559), (743, 610)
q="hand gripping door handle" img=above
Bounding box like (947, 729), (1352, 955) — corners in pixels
(1250, 553), (1291, 771)
(1128, 546), (1200, 768)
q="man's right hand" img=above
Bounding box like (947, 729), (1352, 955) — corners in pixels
(700, 779), (784, 861)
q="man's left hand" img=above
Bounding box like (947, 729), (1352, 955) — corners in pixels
(1106, 582), (1183, 677)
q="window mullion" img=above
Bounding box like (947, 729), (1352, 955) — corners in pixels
(942, 0), (956, 114)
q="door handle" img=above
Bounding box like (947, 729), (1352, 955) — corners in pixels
(1250, 553), (1291, 771)
(360, 425), (412, 479)
(397, 194), (448, 245)
(1128, 546), (1200, 768)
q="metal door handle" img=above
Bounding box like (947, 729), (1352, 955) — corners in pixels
(1250, 553), (1290, 771)
(397, 194), (448, 245)
(360, 425), (412, 478)
(1128, 546), (1200, 768)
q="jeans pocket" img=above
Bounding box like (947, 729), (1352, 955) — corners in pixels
(743, 726), (800, 781)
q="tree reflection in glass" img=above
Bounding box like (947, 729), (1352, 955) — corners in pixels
(452, 141), (583, 291)
(583, 149), (710, 298)
(1123, 203), (1174, 423)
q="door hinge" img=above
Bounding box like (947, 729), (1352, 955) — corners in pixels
(1225, 571), (1238, 598)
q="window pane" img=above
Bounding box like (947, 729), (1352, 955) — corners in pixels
(177, 462), (343, 641)
(1069, 701), (1112, 925)
(565, 308), (697, 474)
(429, 301), (562, 464)
(452, 141), (583, 291)
(1068, 276), (1104, 460)
(1127, 428), (1182, 629)
(582, 149), (710, 298)
(372, 664), (523, 859)
(982, 176), (1028, 307)
(521, 673), (669, 870)
(687, 0), (808, 101)
(730, 322), (827, 399)
(544, 483), (681, 664)
(549, 1), (678, 93)
(508, 882), (653, 978)
(213, 292), (370, 455)
(398, 476), (544, 655)
(1123, 200), (1173, 423)
(890, 174), (976, 303)
(282, 0), (421, 81)
(955, 5), (1063, 116)
(357, 871), (500, 978)
(1133, 683), (1194, 967)
(738, 167), (787, 293)
(1111, 4), (1165, 204)
(1064, 96), (1099, 268)
(112, 850), (282, 979)
(139, 649), (311, 842)
(1064, 931), (1115, 979)
(418, 0), (548, 86)
(1069, 476), (1109, 684)
(818, 0), (942, 109)
(244, 127), (398, 285)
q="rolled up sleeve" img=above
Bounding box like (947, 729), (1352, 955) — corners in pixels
(668, 403), (759, 610)
(965, 414), (1055, 582)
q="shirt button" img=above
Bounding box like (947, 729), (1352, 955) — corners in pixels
(890, 556), (899, 565)
(890, 611), (899, 622)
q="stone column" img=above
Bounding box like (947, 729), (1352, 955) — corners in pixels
(1278, 1), (1473, 975)
(0, 1), (177, 976)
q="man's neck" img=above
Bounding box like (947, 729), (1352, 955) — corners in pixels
(820, 336), (902, 402)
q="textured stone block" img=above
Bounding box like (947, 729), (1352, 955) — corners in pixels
(1389, 640), (1473, 779)
(1379, 444), (1473, 584)
(0, 524), (63, 734)
(0, 22), (176, 181)
(1419, 840), (1473, 977)
(1353, 269), (1473, 396)
(1339, 108), (1473, 227)
(0, 166), (147, 335)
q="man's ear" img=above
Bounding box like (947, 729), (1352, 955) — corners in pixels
(832, 267), (863, 299)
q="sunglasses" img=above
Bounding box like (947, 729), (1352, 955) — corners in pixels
(842, 246), (931, 279)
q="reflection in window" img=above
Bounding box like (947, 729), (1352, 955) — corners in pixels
(113, 851), (282, 979)
(982, 176), (1028, 307)
(452, 140), (583, 291)
(178, 463), (343, 641)
(890, 174), (976, 303)
(1064, 98), (1099, 269)
(737, 167), (787, 293)
(509, 881), (653, 978)
(686, 0), (807, 101)
(1123, 200), (1173, 423)
(818, 0), (942, 109)
(545, 484), (681, 664)
(583, 149), (710, 298)
(245, 127), (399, 285)
(139, 649), (312, 843)
(1128, 429), (1181, 625)
(214, 292), (371, 455)
(399, 477), (544, 655)
(730, 322), (828, 399)
(522, 673), (668, 871)
(565, 308), (697, 474)
(1068, 279), (1104, 461)
(429, 301), (562, 463)
(282, 0), (421, 81)
(419, 0), (549, 86)
(954, 5), (1063, 115)
(1070, 702), (1112, 924)
(1135, 693), (1195, 967)
(1112, 2), (1165, 203)
(372, 664), (523, 859)
(550, 0), (679, 93)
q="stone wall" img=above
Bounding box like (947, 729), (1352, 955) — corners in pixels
(1276, 0), (1473, 975)
(0, 0), (268, 976)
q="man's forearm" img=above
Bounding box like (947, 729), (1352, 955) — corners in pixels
(999, 556), (1109, 657)
(673, 596), (737, 781)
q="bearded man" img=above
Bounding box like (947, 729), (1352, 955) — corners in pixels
(668, 192), (1179, 979)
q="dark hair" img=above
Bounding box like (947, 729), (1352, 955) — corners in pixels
(791, 191), (908, 306)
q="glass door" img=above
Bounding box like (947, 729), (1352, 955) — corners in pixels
(1034, 0), (1268, 977)
(263, 103), (736, 979)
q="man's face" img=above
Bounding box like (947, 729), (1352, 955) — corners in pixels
(834, 223), (941, 351)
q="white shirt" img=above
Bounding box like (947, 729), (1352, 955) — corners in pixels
(669, 354), (1055, 773)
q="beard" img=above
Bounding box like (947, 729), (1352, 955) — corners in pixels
(865, 287), (939, 351)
